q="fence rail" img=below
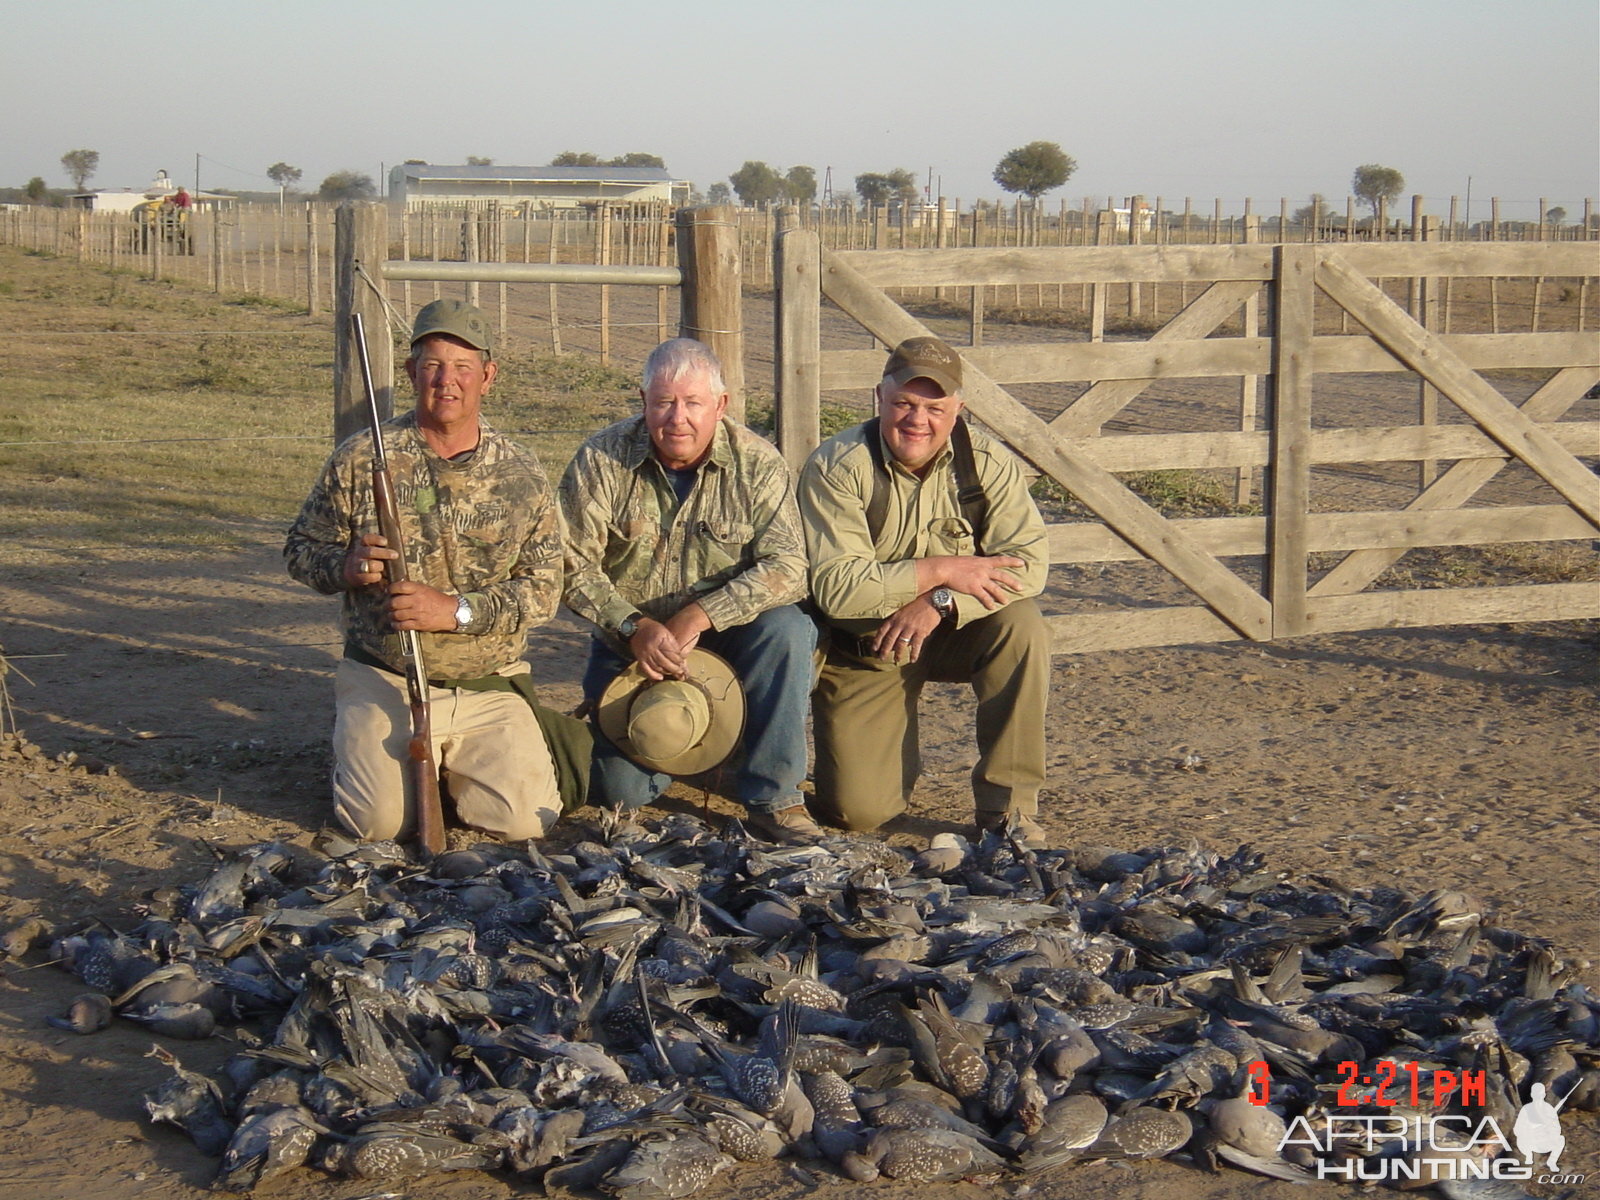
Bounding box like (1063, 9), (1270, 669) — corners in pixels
(774, 233), (1599, 655)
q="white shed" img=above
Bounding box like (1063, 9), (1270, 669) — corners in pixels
(388, 163), (689, 211)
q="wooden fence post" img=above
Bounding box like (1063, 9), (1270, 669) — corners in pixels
(1268, 244), (1315, 639)
(1237, 213), (1262, 505)
(1418, 214), (1441, 486)
(676, 204), (745, 421)
(306, 203), (320, 316)
(775, 225), (821, 473)
(211, 205), (223, 292)
(1090, 211), (1114, 342)
(333, 202), (393, 444)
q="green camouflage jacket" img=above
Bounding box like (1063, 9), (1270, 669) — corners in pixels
(797, 419), (1048, 634)
(559, 416), (807, 645)
(284, 412), (563, 678)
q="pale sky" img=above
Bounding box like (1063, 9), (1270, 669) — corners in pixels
(4, 0), (1595, 221)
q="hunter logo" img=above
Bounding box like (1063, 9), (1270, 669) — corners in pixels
(1512, 1082), (1573, 1172)
(1279, 1095), (1586, 1186)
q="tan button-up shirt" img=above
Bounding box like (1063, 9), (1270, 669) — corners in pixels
(797, 420), (1048, 634)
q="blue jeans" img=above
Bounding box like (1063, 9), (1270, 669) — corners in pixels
(582, 604), (816, 816)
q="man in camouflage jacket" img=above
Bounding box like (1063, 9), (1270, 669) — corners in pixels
(560, 338), (820, 842)
(286, 300), (565, 843)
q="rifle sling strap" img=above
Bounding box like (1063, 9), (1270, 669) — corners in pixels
(862, 415), (989, 554)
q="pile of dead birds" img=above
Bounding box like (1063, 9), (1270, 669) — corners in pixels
(38, 814), (1600, 1195)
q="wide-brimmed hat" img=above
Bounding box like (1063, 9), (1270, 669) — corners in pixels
(596, 648), (745, 775)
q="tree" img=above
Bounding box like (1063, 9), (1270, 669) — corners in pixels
(60, 148), (99, 191)
(1351, 163), (1405, 217)
(266, 162), (302, 190)
(783, 165), (817, 204)
(1547, 206), (1567, 226)
(24, 176), (47, 204)
(1291, 193), (1331, 229)
(465, 155), (494, 166)
(609, 152), (665, 168)
(855, 168), (918, 209)
(551, 151), (601, 167)
(992, 141), (1076, 200)
(707, 181), (731, 205)
(318, 170), (376, 202)
(728, 161), (784, 207)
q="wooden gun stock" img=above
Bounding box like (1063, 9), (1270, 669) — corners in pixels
(353, 314), (444, 860)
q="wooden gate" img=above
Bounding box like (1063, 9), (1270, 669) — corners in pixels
(775, 235), (1598, 653)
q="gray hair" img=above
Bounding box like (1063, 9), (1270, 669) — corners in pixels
(642, 337), (726, 395)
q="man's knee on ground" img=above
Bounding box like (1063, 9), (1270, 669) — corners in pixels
(332, 790), (402, 843)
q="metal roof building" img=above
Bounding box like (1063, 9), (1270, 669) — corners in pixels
(388, 163), (689, 210)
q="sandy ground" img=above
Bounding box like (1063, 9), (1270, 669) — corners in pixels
(0, 538), (1595, 1200)
(0, 257), (1595, 1199)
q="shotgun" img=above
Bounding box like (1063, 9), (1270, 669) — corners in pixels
(351, 313), (445, 859)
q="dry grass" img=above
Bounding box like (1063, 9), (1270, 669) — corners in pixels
(0, 247), (640, 565)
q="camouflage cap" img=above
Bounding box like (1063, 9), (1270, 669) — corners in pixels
(410, 299), (494, 358)
(883, 335), (962, 397)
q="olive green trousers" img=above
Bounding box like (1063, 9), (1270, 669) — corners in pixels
(810, 599), (1049, 832)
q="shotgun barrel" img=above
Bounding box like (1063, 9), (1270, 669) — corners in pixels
(351, 313), (445, 859)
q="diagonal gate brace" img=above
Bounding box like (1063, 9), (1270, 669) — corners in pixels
(821, 249), (1273, 641)
(1316, 253), (1600, 528)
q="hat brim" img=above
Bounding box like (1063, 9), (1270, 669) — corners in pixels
(596, 648), (745, 776)
(886, 364), (960, 397)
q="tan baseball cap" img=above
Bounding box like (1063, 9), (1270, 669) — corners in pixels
(410, 299), (494, 358)
(883, 335), (962, 397)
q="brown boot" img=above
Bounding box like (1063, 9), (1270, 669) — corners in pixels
(975, 810), (1047, 851)
(746, 804), (825, 845)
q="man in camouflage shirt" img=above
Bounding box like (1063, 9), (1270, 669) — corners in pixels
(286, 300), (565, 844)
(560, 338), (820, 842)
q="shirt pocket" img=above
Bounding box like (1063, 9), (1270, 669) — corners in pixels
(928, 515), (976, 555)
(693, 517), (755, 581)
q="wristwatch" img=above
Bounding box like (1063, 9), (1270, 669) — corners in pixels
(453, 594), (474, 631)
(930, 587), (956, 621)
(617, 611), (645, 639)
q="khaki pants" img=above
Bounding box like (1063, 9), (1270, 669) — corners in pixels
(332, 658), (560, 842)
(811, 600), (1049, 832)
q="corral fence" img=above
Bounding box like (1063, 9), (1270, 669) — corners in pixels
(3, 191), (1594, 341)
(5, 199), (1595, 655)
(329, 202), (743, 444)
(773, 224), (1600, 655)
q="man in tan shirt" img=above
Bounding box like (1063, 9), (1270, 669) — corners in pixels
(797, 336), (1051, 845)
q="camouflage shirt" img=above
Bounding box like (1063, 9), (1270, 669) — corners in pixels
(559, 416), (807, 645)
(797, 420), (1048, 634)
(284, 411), (563, 679)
